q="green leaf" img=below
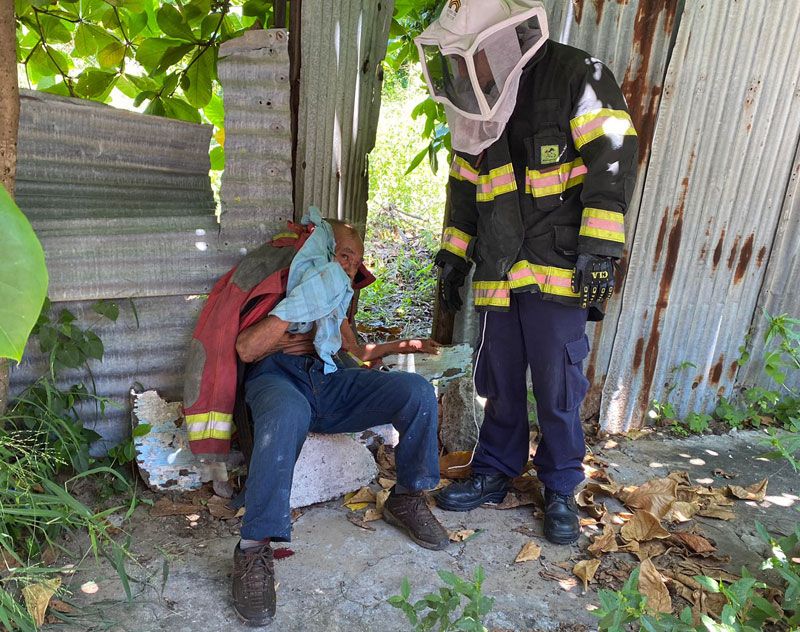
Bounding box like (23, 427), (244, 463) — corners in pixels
(135, 37), (190, 70)
(203, 93), (224, 127)
(401, 577), (411, 600)
(132, 423), (152, 438)
(184, 0), (211, 24)
(144, 97), (166, 117)
(75, 68), (117, 98)
(0, 189), (48, 361)
(124, 9), (149, 38)
(73, 22), (99, 56)
(97, 41), (126, 68)
(242, 0), (270, 18)
(125, 73), (160, 92)
(39, 14), (73, 43)
(694, 575), (721, 593)
(209, 145), (225, 170)
(184, 48), (214, 107)
(163, 97), (202, 123)
(157, 3), (196, 41)
(200, 13), (221, 39)
(92, 299), (119, 321)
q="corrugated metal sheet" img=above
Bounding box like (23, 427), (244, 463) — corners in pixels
(11, 295), (204, 450)
(14, 90), (235, 301)
(218, 29), (294, 246)
(739, 142), (800, 392)
(600, 0), (800, 431)
(294, 0), (393, 226)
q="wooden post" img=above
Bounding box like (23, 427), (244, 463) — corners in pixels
(0, 0), (20, 414)
(431, 183), (456, 344)
(288, 0), (302, 220)
(274, 0), (287, 29)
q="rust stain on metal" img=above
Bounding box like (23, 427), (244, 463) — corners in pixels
(573, 0), (585, 24)
(727, 235), (741, 270)
(633, 337), (644, 370)
(620, 0), (679, 166)
(734, 234), (754, 284)
(691, 374), (703, 390)
(756, 245), (767, 267)
(728, 360), (738, 380)
(709, 355), (725, 385)
(614, 252), (629, 289)
(653, 208), (669, 268)
(712, 229), (726, 269)
(591, 0), (605, 24)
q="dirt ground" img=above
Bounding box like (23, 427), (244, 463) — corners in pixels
(43, 430), (799, 632)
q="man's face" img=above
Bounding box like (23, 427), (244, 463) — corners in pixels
(333, 226), (364, 281)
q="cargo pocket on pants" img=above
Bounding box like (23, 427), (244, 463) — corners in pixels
(561, 334), (590, 411)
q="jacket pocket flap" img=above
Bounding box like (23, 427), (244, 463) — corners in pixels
(566, 334), (590, 365)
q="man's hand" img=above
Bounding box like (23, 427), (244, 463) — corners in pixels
(397, 339), (441, 355)
(571, 253), (615, 309)
(439, 263), (467, 313)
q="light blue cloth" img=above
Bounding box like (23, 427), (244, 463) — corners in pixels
(269, 206), (353, 374)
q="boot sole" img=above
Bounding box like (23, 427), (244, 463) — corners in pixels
(382, 505), (450, 551)
(233, 605), (275, 628)
(435, 490), (508, 512)
(544, 529), (581, 545)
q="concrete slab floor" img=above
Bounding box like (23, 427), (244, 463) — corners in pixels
(45, 430), (798, 632)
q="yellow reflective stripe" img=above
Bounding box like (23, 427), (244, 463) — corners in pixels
(570, 108), (636, 151)
(185, 412), (234, 423)
(507, 261), (579, 297)
(476, 164), (517, 202)
(449, 156), (479, 183)
(187, 428), (232, 441)
(441, 226), (473, 259)
(185, 411), (234, 442)
(525, 158), (587, 197)
(580, 207), (625, 243)
(472, 280), (510, 307)
(272, 231), (299, 240)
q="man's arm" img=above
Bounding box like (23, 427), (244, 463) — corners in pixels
(235, 315), (292, 363)
(339, 321), (440, 362)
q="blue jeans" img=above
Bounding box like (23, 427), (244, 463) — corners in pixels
(240, 353), (440, 541)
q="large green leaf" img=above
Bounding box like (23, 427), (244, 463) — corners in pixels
(184, 48), (213, 107)
(156, 4), (196, 42)
(0, 186), (48, 362)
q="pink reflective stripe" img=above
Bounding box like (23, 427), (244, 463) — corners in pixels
(545, 275), (572, 288)
(476, 288), (509, 298)
(480, 171), (515, 193)
(572, 116), (608, 141)
(583, 217), (624, 233)
(446, 235), (469, 251)
(508, 268), (572, 288)
(455, 164), (478, 183)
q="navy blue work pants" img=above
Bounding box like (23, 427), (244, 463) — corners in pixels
(240, 353), (440, 542)
(471, 292), (589, 494)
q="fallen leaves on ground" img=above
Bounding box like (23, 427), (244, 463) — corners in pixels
(207, 495), (238, 519)
(588, 525), (619, 556)
(491, 491), (536, 510)
(150, 497), (199, 517)
(439, 451), (473, 479)
(344, 486), (377, 510)
(514, 541), (542, 563)
(672, 532), (716, 555)
(449, 529), (477, 542)
(346, 513), (376, 531)
(22, 578), (61, 626)
(618, 478), (678, 519)
(620, 510), (671, 543)
(726, 478), (768, 501)
(638, 559), (672, 613)
(573, 559), (601, 591)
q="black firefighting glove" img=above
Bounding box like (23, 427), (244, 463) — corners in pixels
(438, 262), (467, 313)
(571, 253), (615, 309)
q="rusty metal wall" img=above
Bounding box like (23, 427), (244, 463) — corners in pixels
(600, 0), (800, 431)
(294, 0), (393, 227)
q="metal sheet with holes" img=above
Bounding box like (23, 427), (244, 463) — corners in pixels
(294, 0), (393, 227)
(600, 1), (800, 431)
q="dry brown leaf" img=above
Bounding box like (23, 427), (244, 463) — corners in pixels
(619, 478), (678, 519)
(49, 599), (73, 614)
(673, 532), (716, 555)
(580, 517), (600, 527)
(620, 511), (671, 542)
(378, 477), (396, 490)
(573, 559), (601, 591)
(515, 541), (542, 563)
(1, 549), (21, 571)
(235, 507), (246, 518)
(346, 487), (377, 506)
(439, 452), (473, 479)
(639, 559), (672, 613)
(713, 468), (736, 479)
(207, 495), (238, 519)
(22, 578), (61, 626)
(511, 475), (541, 494)
(618, 540), (640, 554)
(491, 492), (536, 510)
(588, 525), (618, 556)
(663, 501), (699, 523)
(634, 540), (669, 561)
(364, 508), (383, 522)
(584, 480), (623, 496)
(449, 529), (476, 542)
(376, 445), (396, 476)
(150, 497), (199, 517)
(697, 505), (736, 521)
(375, 489), (390, 514)
(346, 513), (376, 531)
(726, 478), (768, 501)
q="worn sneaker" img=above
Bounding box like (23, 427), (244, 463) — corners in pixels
(543, 488), (580, 545)
(383, 491), (450, 550)
(232, 543), (277, 626)
(434, 472), (510, 511)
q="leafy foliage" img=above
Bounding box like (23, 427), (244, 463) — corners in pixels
(388, 566), (495, 631)
(0, 186), (48, 362)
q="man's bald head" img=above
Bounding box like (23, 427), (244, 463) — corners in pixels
(328, 219), (363, 280)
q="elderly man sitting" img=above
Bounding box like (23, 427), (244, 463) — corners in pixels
(183, 208), (448, 626)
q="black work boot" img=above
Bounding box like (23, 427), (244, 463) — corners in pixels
(543, 488), (580, 545)
(383, 490), (450, 550)
(232, 543), (277, 626)
(435, 472), (510, 511)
